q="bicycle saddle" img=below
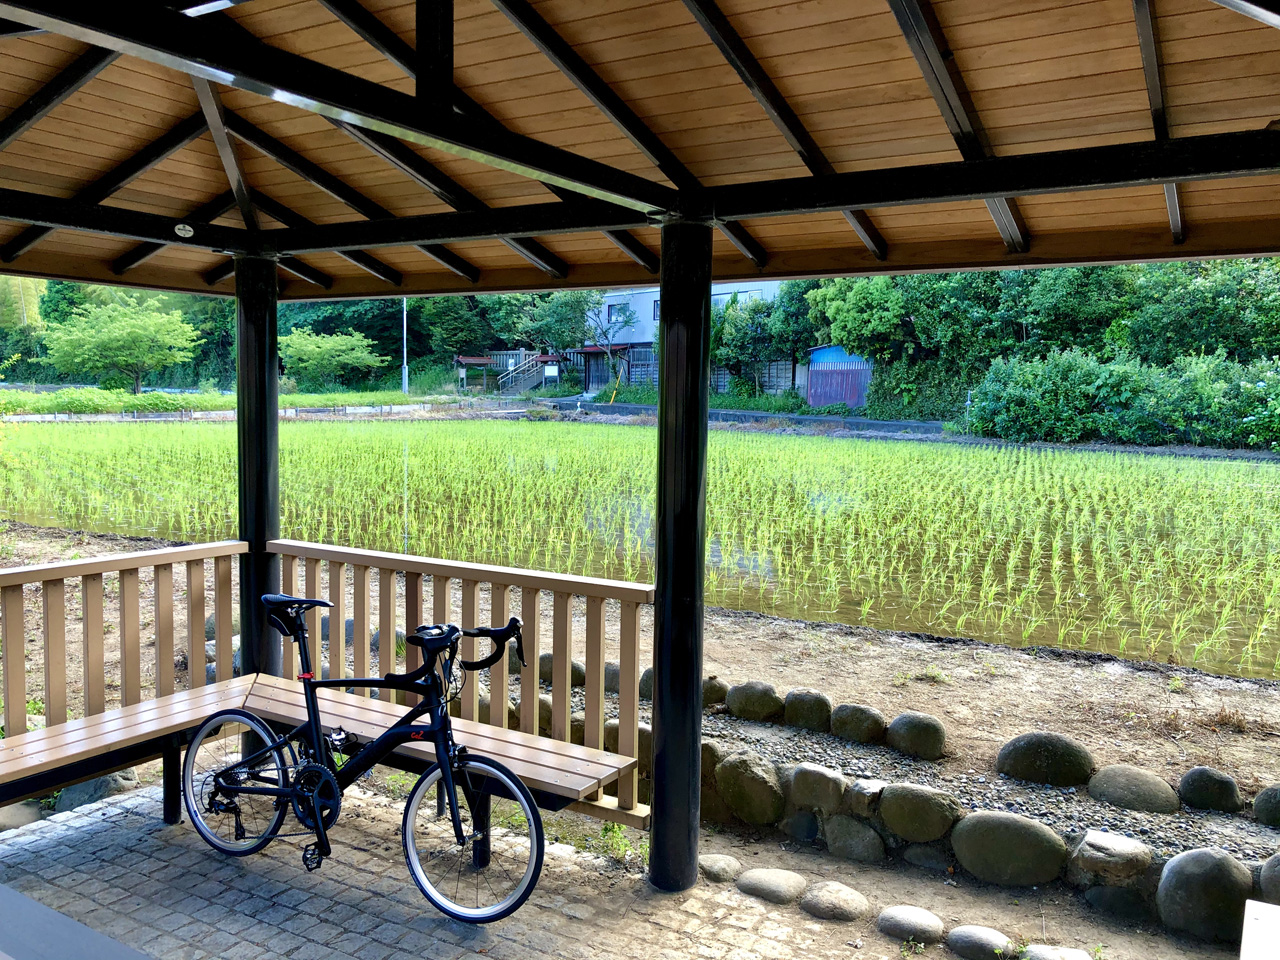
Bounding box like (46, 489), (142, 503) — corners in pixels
(262, 594), (334, 611)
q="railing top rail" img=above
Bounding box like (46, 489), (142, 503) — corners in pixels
(0, 540), (247, 588)
(268, 539), (655, 604)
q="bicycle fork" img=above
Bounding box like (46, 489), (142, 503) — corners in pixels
(433, 740), (491, 868)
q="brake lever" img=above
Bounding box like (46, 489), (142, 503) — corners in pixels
(515, 630), (527, 669)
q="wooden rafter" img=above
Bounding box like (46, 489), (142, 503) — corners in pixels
(1132, 0), (1184, 244)
(192, 78), (259, 231)
(0, 46), (117, 151)
(111, 191), (237, 275)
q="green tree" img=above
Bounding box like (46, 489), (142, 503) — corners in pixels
(41, 295), (202, 393)
(513, 290), (588, 356)
(38, 280), (88, 327)
(809, 276), (910, 362)
(426, 296), (499, 358)
(278, 328), (388, 390)
(770, 279), (823, 363)
(582, 294), (635, 380)
(715, 294), (774, 392)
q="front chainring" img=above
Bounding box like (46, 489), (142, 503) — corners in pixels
(291, 762), (341, 830)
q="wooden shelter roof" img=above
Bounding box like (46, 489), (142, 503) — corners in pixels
(1, 0), (1280, 298)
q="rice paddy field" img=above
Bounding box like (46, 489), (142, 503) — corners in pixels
(2, 419), (1279, 679)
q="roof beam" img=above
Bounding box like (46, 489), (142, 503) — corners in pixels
(250, 188), (403, 286)
(0, 0), (676, 213)
(416, 0), (452, 118)
(487, 0), (768, 267)
(192, 78), (258, 230)
(0, 46), (117, 150)
(279, 255), (333, 289)
(337, 122), (567, 278)
(1207, 0), (1280, 28)
(0, 110), (207, 262)
(225, 112), (480, 282)
(1132, 0), (1184, 244)
(884, 0), (1028, 253)
(266, 130), (1280, 254)
(320, 0), (656, 273)
(0, 184), (253, 251)
(111, 190), (238, 274)
(678, 0), (885, 260)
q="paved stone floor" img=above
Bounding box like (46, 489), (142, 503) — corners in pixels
(0, 786), (1234, 960)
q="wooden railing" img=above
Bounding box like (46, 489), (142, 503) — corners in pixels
(269, 539), (655, 812)
(0, 541), (246, 738)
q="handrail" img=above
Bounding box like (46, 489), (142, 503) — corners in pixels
(267, 540), (654, 603)
(0, 540), (246, 588)
(497, 355), (544, 390)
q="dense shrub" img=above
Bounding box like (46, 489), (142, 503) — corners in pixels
(970, 349), (1280, 449)
(860, 359), (970, 422)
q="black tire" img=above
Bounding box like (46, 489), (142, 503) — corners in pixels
(402, 755), (544, 923)
(183, 708), (288, 856)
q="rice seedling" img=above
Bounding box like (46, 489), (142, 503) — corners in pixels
(1, 420), (1279, 679)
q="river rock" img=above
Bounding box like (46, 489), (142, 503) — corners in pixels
(537, 693), (553, 736)
(799, 881), (869, 921)
(876, 905), (945, 944)
(715, 751), (784, 825)
(204, 612), (239, 642)
(824, 815), (885, 863)
(995, 731), (1095, 786)
(842, 778), (888, 818)
(904, 842), (953, 872)
(639, 666), (654, 700)
(725, 681), (784, 722)
(698, 854), (741, 883)
(951, 811), (1067, 886)
(1179, 766), (1243, 813)
(1156, 848), (1251, 943)
(946, 925), (1014, 960)
(885, 711), (946, 760)
(1089, 764), (1179, 813)
(784, 688), (831, 732)
(736, 868), (807, 905)
(700, 740), (735, 824)
(1083, 885), (1153, 921)
(780, 810), (820, 842)
(1255, 784), (1280, 827)
(878, 784), (964, 842)
(1260, 853), (1280, 904)
(54, 769), (139, 812)
(790, 763), (845, 813)
(319, 615), (355, 647)
(0, 801), (42, 832)
(702, 675), (729, 706)
(1067, 830), (1153, 887)
(1019, 947), (1092, 960)
(539, 652), (586, 687)
(831, 703), (886, 743)
(371, 626), (403, 655)
(604, 661), (620, 694)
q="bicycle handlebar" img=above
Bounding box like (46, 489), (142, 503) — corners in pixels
(459, 617), (524, 671)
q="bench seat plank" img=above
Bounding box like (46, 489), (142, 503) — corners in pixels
(245, 675), (635, 802)
(0, 677), (253, 784)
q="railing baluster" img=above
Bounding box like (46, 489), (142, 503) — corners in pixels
(617, 600), (641, 810)
(119, 568), (141, 706)
(214, 555), (233, 683)
(460, 580), (480, 721)
(82, 573), (105, 715)
(304, 558), (321, 677)
(328, 560), (347, 682)
(489, 583), (511, 729)
(280, 554), (297, 680)
(42, 579), (66, 726)
(405, 572), (423, 705)
(186, 560), (205, 689)
(352, 564), (370, 697)
(378, 567), (395, 676)
(584, 595), (605, 749)
(154, 564), (174, 699)
(520, 587), (540, 735)
(551, 591), (571, 742)
(2, 584), (25, 737)
(432, 574), (449, 696)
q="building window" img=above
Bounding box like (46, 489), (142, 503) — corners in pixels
(711, 293), (731, 310)
(653, 301), (660, 321)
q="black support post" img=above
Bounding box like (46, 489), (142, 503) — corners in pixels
(649, 221), (712, 892)
(236, 256), (282, 677)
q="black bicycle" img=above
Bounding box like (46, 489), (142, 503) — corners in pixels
(181, 593), (545, 923)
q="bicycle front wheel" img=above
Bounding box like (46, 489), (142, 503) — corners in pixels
(183, 708), (288, 856)
(402, 755), (544, 923)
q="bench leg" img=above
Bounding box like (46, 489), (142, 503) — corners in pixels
(471, 791), (490, 870)
(162, 737), (183, 825)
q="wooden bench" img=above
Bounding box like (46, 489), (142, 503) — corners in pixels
(0, 674), (644, 828)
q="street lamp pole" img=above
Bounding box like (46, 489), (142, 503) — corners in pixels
(401, 296), (409, 394)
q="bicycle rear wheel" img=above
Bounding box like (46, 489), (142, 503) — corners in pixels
(183, 708), (288, 856)
(402, 755), (544, 923)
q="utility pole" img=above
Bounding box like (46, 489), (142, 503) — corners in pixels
(401, 296), (409, 394)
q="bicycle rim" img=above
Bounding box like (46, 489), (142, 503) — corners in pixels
(402, 757), (543, 923)
(183, 709), (287, 855)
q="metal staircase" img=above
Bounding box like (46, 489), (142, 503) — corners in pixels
(498, 356), (547, 395)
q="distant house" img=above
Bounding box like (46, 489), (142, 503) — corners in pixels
(571, 280), (786, 392)
(806, 345), (873, 409)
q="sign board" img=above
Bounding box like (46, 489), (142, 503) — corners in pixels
(544, 365), (559, 378)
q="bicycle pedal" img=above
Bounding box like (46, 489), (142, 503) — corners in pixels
(302, 844), (324, 872)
